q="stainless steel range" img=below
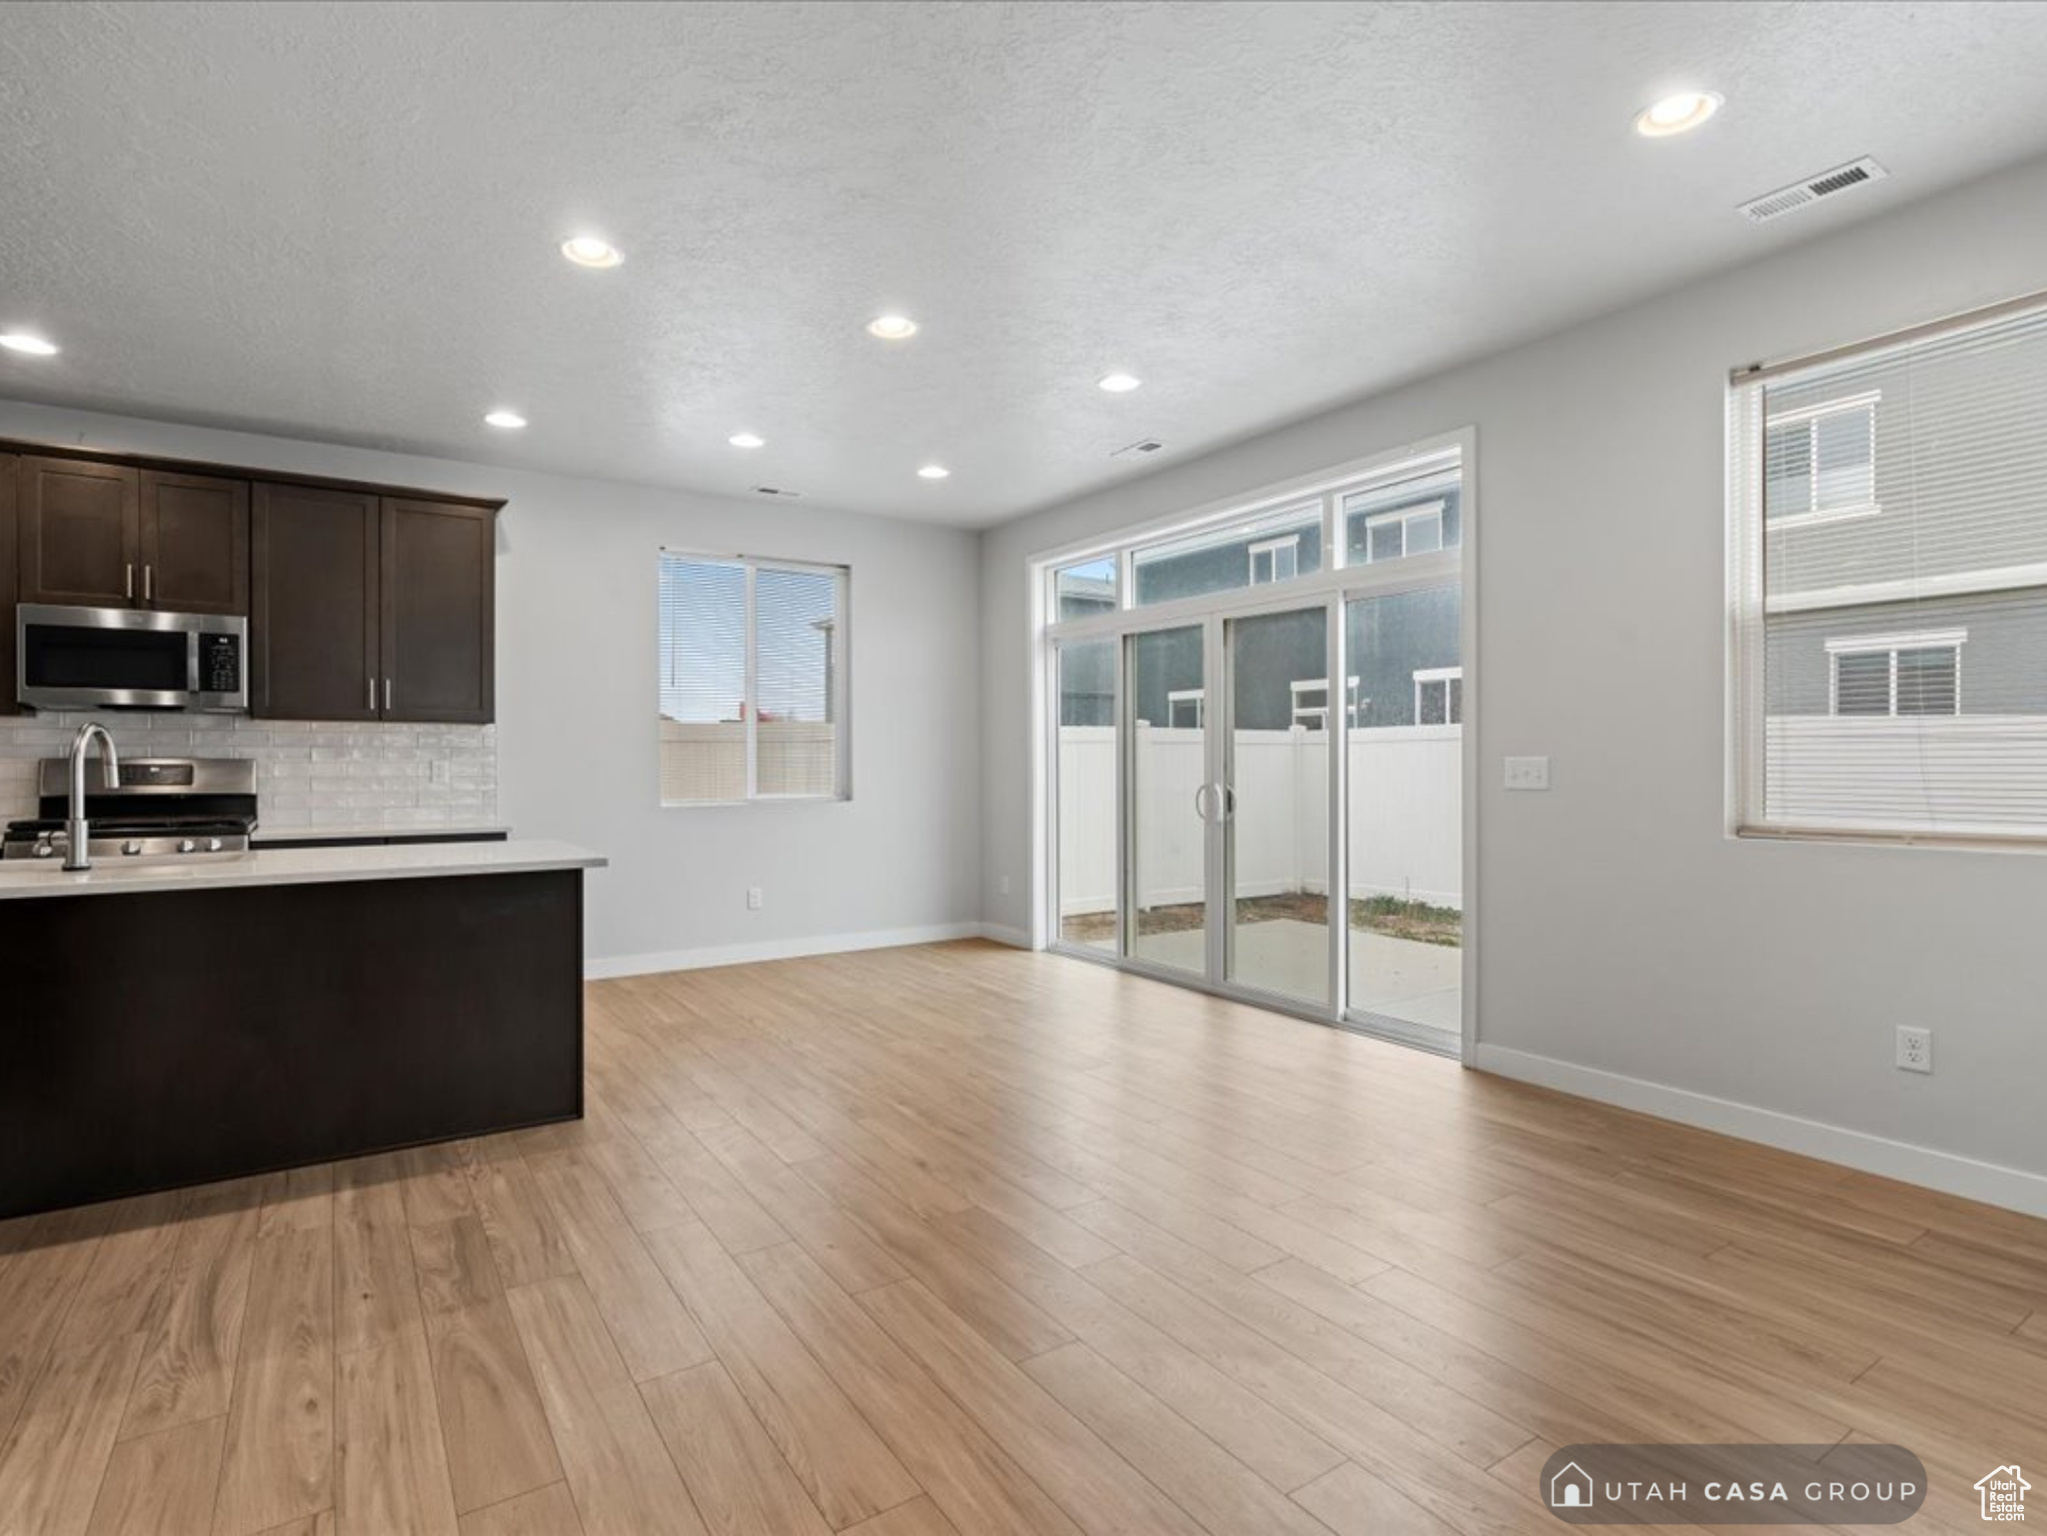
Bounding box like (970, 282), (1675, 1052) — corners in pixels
(2, 756), (257, 863)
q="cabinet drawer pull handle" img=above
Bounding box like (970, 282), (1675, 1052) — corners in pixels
(368, 675), (376, 712)
(125, 563), (134, 599)
(143, 565), (152, 602)
(384, 677), (392, 712)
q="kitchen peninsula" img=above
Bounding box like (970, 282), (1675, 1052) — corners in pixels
(0, 436), (602, 1221)
(0, 839), (603, 1219)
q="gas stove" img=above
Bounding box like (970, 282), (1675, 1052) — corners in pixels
(2, 757), (257, 863)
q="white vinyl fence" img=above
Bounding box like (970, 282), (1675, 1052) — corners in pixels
(1765, 714), (2047, 833)
(1057, 724), (1462, 915)
(661, 719), (836, 802)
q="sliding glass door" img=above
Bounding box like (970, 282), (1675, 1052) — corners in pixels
(1126, 625), (1208, 976)
(1041, 440), (1469, 1054)
(1344, 585), (1463, 1038)
(1223, 606), (1335, 1008)
(1053, 638), (1117, 952)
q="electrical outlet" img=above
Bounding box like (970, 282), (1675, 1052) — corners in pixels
(428, 759), (450, 786)
(1895, 1025), (1933, 1074)
(746, 887), (763, 911)
(1504, 756), (1551, 791)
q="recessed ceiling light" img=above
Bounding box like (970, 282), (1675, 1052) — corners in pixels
(1097, 372), (1142, 393)
(1634, 90), (1723, 138)
(917, 464), (950, 480)
(483, 409), (527, 429)
(560, 235), (624, 269)
(0, 332), (59, 357)
(867, 314), (918, 340)
(728, 432), (766, 449)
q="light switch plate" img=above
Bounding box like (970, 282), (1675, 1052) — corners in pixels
(1504, 756), (1550, 791)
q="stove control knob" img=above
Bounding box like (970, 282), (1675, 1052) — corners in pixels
(178, 838), (197, 854)
(206, 837), (223, 853)
(122, 840), (143, 856)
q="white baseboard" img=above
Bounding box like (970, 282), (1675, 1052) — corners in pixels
(977, 923), (1033, 949)
(585, 922), (988, 979)
(1474, 1043), (2047, 1219)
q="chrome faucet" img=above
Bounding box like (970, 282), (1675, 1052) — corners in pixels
(64, 723), (121, 871)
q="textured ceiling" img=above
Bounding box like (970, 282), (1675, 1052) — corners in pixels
(4, 1), (2047, 526)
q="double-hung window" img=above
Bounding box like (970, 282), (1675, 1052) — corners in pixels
(1248, 535), (1300, 584)
(1826, 632), (1963, 718)
(659, 551), (849, 804)
(1730, 294), (2047, 841)
(1413, 666), (1464, 726)
(1766, 394), (1878, 526)
(1358, 499), (1448, 563)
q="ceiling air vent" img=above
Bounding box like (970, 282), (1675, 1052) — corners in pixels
(1738, 157), (1888, 225)
(751, 485), (804, 498)
(1111, 439), (1165, 459)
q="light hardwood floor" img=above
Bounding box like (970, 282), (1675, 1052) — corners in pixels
(1, 939), (2043, 1535)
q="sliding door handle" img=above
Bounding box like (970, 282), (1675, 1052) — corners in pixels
(1193, 783), (1215, 821)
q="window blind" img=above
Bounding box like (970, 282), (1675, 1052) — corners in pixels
(658, 552), (848, 804)
(1731, 297), (2047, 840)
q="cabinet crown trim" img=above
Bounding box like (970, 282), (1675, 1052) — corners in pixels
(0, 436), (506, 512)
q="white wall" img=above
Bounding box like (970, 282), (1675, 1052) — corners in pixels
(0, 400), (982, 969)
(981, 153), (2047, 1202)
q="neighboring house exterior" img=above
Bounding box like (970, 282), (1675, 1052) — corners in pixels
(1762, 348), (2047, 720)
(1057, 473), (1463, 730)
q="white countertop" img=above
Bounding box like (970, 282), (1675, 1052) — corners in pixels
(0, 839), (605, 900)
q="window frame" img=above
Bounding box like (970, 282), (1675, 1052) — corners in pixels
(1247, 534), (1300, 585)
(1764, 391), (1881, 530)
(1361, 499), (1448, 564)
(1165, 688), (1205, 729)
(658, 548), (851, 808)
(1412, 665), (1464, 726)
(1824, 630), (1965, 718)
(1727, 286), (2047, 849)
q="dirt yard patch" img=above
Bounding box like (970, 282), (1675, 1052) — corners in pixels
(1062, 892), (1461, 947)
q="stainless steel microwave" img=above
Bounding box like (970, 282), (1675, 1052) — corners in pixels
(16, 603), (248, 713)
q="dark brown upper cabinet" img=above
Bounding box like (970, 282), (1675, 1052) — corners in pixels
(382, 498), (494, 724)
(18, 456), (140, 607)
(140, 470), (249, 614)
(0, 454), (18, 716)
(252, 485), (495, 724)
(18, 455), (250, 615)
(251, 482), (381, 721)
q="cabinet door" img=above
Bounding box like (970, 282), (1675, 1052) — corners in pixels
(380, 498), (495, 724)
(0, 454), (17, 715)
(19, 456), (140, 607)
(141, 470), (249, 614)
(251, 482), (380, 720)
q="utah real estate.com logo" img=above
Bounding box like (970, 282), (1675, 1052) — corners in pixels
(1976, 1465), (2028, 1523)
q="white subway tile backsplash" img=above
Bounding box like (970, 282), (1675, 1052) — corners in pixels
(0, 712), (497, 833)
